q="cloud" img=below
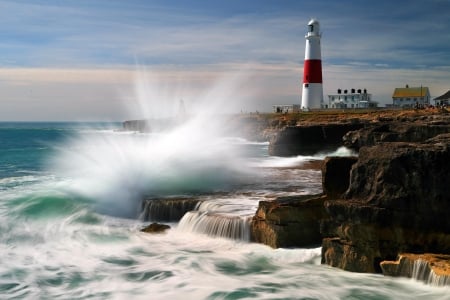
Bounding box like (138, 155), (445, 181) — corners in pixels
(0, 0), (449, 120)
(0, 64), (299, 120)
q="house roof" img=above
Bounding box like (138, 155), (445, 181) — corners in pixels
(392, 87), (429, 98)
(434, 90), (450, 101)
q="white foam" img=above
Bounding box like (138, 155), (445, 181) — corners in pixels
(46, 71), (258, 218)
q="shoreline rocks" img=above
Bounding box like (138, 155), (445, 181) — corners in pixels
(250, 194), (326, 248)
(123, 119), (151, 133)
(380, 253), (450, 286)
(141, 222), (171, 234)
(321, 156), (358, 199)
(250, 156), (358, 249)
(321, 134), (450, 273)
(126, 110), (450, 284)
(141, 198), (202, 222)
(268, 123), (365, 156)
(251, 112), (450, 285)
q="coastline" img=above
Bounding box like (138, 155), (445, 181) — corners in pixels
(125, 107), (450, 285)
(254, 108), (450, 285)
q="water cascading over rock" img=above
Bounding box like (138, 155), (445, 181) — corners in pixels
(177, 200), (256, 241)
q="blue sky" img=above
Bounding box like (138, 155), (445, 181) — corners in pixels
(1, 0), (449, 120)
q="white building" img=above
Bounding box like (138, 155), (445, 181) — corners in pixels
(327, 89), (377, 109)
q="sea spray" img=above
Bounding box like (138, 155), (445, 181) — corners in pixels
(47, 70), (257, 218)
(47, 129), (254, 218)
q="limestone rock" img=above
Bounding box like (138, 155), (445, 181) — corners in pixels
(123, 120), (151, 133)
(321, 156), (358, 199)
(269, 123), (364, 156)
(141, 222), (171, 234)
(250, 194), (326, 248)
(343, 121), (450, 151)
(141, 198), (201, 222)
(380, 253), (450, 286)
(322, 134), (450, 273)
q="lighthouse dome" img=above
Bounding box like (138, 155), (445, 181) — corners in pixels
(307, 19), (320, 36)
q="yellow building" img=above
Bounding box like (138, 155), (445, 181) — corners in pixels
(392, 85), (430, 108)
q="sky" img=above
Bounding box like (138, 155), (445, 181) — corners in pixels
(1, 0), (450, 121)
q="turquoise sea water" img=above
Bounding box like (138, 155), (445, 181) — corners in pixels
(0, 122), (448, 299)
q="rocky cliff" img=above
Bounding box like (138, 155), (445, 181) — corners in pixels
(322, 133), (450, 273)
(252, 112), (450, 283)
(343, 119), (450, 151)
(250, 156), (356, 248)
(268, 123), (365, 156)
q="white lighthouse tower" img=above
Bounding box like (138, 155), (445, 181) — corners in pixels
(301, 19), (323, 110)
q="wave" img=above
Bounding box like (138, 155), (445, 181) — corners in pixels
(221, 136), (270, 145)
(254, 146), (357, 168)
(6, 190), (92, 220)
(46, 117), (257, 219)
(314, 146), (358, 158)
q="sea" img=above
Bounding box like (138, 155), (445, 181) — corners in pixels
(0, 120), (448, 300)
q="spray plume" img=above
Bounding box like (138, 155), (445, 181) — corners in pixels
(49, 69), (255, 218)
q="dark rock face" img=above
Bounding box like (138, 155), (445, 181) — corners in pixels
(343, 122), (450, 151)
(141, 222), (171, 233)
(322, 156), (358, 199)
(322, 134), (450, 273)
(269, 124), (365, 156)
(123, 120), (151, 133)
(141, 198), (201, 222)
(250, 157), (355, 249)
(250, 194), (326, 248)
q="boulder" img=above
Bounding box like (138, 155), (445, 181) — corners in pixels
(250, 194), (326, 248)
(141, 222), (171, 234)
(122, 119), (151, 133)
(250, 157), (357, 249)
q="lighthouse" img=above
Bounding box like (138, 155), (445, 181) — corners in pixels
(301, 19), (323, 110)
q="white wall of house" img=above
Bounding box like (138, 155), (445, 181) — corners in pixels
(327, 90), (374, 109)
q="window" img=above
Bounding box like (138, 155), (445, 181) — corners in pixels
(309, 24), (314, 32)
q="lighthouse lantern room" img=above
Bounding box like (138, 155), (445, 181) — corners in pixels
(301, 19), (324, 110)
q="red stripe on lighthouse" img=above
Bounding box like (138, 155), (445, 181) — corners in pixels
(303, 59), (322, 83)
